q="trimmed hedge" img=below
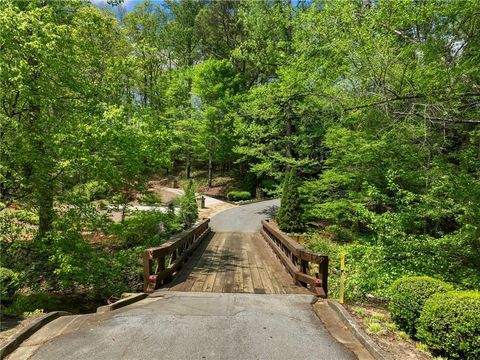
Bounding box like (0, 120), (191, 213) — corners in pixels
(227, 191), (251, 201)
(0, 267), (19, 307)
(389, 276), (453, 336)
(417, 291), (480, 360)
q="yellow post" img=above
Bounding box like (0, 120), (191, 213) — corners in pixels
(339, 254), (345, 304)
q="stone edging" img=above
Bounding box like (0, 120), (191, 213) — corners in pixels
(327, 300), (391, 360)
(0, 311), (70, 359)
(96, 293), (147, 313)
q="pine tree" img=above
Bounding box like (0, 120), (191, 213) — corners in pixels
(276, 168), (303, 232)
(179, 181), (198, 229)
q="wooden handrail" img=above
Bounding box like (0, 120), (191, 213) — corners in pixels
(260, 219), (329, 298)
(143, 219), (211, 293)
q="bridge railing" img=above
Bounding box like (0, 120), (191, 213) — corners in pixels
(260, 219), (329, 298)
(143, 219), (211, 293)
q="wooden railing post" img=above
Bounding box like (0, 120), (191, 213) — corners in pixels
(143, 219), (211, 294)
(143, 251), (153, 293)
(260, 219), (329, 298)
(320, 256), (328, 298)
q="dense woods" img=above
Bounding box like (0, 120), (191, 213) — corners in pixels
(1, 1), (479, 354)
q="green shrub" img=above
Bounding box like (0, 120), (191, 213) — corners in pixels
(277, 168), (303, 232)
(325, 224), (355, 243)
(140, 191), (162, 206)
(179, 182), (198, 228)
(227, 191), (252, 201)
(417, 291), (480, 360)
(71, 181), (111, 202)
(14, 210), (39, 225)
(112, 211), (178, 246)
(0, 267), (19, 306)
(389, 276), (453, 336)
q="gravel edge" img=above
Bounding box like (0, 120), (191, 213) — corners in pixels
(327, 300), (392, 360)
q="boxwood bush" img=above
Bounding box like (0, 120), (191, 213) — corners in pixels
(417, 291), (480, 360)
(389, 276), (453, 336)
(227, 191), (251, 201)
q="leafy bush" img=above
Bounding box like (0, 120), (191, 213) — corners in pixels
(259, 178), (277, 194)
(325, 224), (355, 243)
(227, 191), (252, 201)
(70, 181), (111, 202)
(14, 210), (39, 225)
(111, 211), (179, 246)
(389, 276), (453, 336)
(0, 267), (19, 306)
(179, 182), (198, 228)
(140, 191), (162, 206)
(417, 291), (480, 360)
(277, 169), (302, 232)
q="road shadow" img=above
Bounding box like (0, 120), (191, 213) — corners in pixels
(257, 205), (279, 217)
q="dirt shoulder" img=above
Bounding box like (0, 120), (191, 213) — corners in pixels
(345, 304), (432, 360)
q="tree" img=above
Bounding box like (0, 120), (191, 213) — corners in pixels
(179, 181), (198, 228)
(276, 168), (302, 232)
(192, 59), (242, 187)
(0, 2), (129, 237)
(163, 0), (205, 67)
(123, 1), (169, 109)
(195, 0), (242, 60)
(165, 69), (204, 178)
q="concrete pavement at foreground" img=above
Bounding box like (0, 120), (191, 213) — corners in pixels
(8, 292), (356, 360)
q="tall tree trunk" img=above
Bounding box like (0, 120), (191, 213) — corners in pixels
(186, 138), (192, 179)
(285, 111), (293, 172)
(186, 155), (191, 179)
(37, 185), (54, 239)
(121, 203), (127, 224)
(208, 155), (213, 188)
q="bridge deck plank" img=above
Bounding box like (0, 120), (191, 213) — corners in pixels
(159, 232), (310, 295)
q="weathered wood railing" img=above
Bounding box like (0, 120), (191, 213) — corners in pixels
(143, 219), (211, 293)
(260, 219), (329, 298)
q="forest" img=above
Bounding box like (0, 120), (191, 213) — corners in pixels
(0, 0), (479, 357)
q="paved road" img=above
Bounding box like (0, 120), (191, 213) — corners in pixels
(210, 199), (280, 232)
(8, 200), (358, 360)
(10, 293), (356, 360)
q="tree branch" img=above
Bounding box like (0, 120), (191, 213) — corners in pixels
(344, 95), (424, 111)
(394, 111), (480, 124)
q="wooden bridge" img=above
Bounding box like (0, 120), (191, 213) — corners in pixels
(143, 218), (328, 298)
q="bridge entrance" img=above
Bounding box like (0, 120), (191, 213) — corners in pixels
(160, 232), (311, 294)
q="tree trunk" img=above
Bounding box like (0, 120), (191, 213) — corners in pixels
(121, 203), (127, 224)
(186, 150), (191, 179)
(285, 112), (293, 172)
(37, 186), (54, 239)
(208, 156), (213, 188)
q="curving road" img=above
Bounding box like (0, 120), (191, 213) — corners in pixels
(210, 199), (280, 232)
